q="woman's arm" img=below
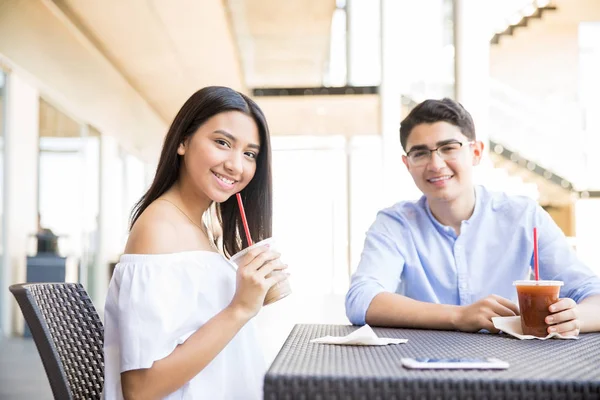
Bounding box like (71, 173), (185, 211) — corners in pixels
(121, 305), (250, 400)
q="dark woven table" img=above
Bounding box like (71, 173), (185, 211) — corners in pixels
(264, 324), (600, 399)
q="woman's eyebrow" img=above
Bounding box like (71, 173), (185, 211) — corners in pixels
(214, 129), (260, 150)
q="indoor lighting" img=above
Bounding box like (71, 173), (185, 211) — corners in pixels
(536, 0), (550, 8)
(523, 4), (536, 16)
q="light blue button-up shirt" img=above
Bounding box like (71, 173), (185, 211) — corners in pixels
(346, 185), (600, 325)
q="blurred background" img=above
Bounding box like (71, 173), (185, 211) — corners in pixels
(1, 0), (599, 397)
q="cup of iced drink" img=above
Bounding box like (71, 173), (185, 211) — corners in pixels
(513, 280), (563, 337)
(230, 238), (292, 306)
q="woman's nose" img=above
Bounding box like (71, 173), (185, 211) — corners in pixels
(224, 151), (243, 175)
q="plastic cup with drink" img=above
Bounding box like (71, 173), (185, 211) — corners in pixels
(513, 279), (563, 337)
(513, 227), (563, 337)
(231, 193), (291, 306)
(230, 237), (292, 305)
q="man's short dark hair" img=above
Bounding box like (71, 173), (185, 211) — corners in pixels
(399, 98), (476, 151)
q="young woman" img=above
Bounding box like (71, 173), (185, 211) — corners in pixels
(103, 86), (287, 399)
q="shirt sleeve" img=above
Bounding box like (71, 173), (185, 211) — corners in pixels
(345, 210), (406, 325)
(115, 261), (218, 372)
(535, 205), (600, 303)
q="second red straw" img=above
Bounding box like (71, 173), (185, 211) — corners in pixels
(533, 227), (539, 280)
(236, 193), (253, 246)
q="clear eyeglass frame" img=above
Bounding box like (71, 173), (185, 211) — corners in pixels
(405, 141), (475, 166)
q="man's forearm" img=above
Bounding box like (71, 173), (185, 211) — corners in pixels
(579, 295), (600, 333)
(365, 292), (460, 330)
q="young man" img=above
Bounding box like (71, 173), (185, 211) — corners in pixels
(346, 98), (600, 336)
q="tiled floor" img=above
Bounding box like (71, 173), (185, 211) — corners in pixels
(0, 337), (52, 400)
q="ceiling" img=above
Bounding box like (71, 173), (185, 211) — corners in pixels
(226, 0), (337, 88)
(49, 0), (338, 123)
(52, 0), (246, 124)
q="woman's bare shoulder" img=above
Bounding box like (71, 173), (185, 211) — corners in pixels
(125, 201), (184, 255)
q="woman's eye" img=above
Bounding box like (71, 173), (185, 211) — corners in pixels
(244, 151), (257, 159)
(215, 139), (230, 148)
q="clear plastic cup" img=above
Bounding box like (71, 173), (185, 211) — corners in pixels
(513, 280), (563, 337)
(230, 238), (292, 306)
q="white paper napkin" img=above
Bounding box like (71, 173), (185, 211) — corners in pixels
(492, 316), (578, 340)
(310, 324), (408, 346)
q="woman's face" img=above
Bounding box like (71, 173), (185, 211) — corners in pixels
(178, 111), (261, 204)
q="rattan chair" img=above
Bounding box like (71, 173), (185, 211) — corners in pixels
(9, 283), (104, 399)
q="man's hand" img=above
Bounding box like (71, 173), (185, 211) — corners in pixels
(454, 295), (520, 333)
(546, 298), (580, 337)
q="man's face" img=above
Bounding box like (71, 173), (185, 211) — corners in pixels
(401, 121), (483, 204)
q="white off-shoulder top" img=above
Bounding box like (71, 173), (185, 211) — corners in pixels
(102, 251), (265, 400)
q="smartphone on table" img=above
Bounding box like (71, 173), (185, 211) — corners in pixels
(401, 357), (509, 370)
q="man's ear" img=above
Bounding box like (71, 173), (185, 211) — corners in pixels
(402, 154), (410, 171)
(471, 140), (485, 166)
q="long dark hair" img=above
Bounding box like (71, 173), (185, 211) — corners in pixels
(130, 86), (273, 257)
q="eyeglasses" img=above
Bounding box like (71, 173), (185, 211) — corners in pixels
(405, 141), (475, 166)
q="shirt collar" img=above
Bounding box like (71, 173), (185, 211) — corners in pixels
(423, 185), (484, 237)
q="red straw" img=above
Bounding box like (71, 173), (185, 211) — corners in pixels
(236, 193), (253, 246)
(533, 227), (539, 280)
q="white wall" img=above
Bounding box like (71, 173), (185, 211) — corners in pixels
(575, 198), (600, 277)
(2, 72), (39, 336)
(380, 0), (417, 205)
(95, 135), (126, 315)
(455, 0), (491, 147)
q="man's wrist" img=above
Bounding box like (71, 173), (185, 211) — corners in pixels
(446, 304), (462, 331)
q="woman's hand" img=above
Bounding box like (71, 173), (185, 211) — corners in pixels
(546, 298), (580, 336)
(229, 245), (288, 319)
